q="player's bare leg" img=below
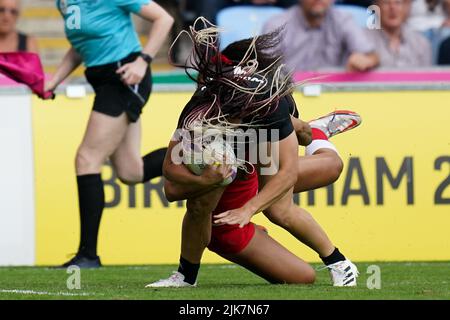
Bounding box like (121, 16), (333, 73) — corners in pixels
(294, 149), (343, 193)
(262, 187), (335, 258)
(263, 185), (358, 287)
(182, 187), (226, 264)
(147, 186), (225, 287)
(221, 227), (316, 284)
(263, 110), (362, 286)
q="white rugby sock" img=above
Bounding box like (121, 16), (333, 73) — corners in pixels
(305, 139), (339, 156)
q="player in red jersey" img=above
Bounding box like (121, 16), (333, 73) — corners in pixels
(146, 109), (360, 287)
(147, 19), (360, 287)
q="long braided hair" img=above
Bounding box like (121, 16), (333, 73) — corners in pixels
(169, 17), (293, 130)
(169, 17), (294, 171)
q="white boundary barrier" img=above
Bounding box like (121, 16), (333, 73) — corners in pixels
(0, 94), (35, 266)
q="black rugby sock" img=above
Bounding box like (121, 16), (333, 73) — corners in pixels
(178, 256), (200, 285)
(321, 247), (346, 266)
(142, 148), (167, 183)
(77, 174), (105, 259)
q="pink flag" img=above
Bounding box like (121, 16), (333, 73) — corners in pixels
(0, 52), (54, 99)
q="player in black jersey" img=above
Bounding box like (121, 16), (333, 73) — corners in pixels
(148, 19), (360, 287)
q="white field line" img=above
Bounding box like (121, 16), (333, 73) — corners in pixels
(0, 289), (98, 297)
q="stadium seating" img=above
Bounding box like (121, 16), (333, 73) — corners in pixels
(217, 4), (374, 49)
(216, 6), (285, 49)
(335, 4), (371, 28)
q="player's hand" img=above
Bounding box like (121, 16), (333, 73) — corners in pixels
(116, 57), (148, 86)
(44, 79), (57, 93)
(213, 206), (254, 228)
(42, 80), (57, 100)
(199, 164), (234, 186)
(292, 117), (312, 146)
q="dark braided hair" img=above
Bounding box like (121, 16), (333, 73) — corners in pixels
(169, 18), (293, 130)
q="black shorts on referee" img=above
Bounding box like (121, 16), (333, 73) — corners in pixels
(85, 52), (152, 123)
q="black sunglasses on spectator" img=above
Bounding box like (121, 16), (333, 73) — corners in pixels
(0, 7), (20, 16)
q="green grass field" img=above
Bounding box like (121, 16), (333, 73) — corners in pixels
(0, 262), (449, 300)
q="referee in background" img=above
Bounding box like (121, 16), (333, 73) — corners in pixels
(44, 0), (174, 268)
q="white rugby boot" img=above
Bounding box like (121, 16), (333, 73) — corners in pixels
(145, 271), (196, 288)
(309, 110), (362, 139)
(325, 259), (359, 287)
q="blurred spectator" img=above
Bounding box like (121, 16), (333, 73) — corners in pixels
(0, 0), (38, 52)
(365, 0), (432, 68)
(408, 0), (445, 32)
(437, 36), (450, 63)
(424, 0), (450, 63)
(262, 0), (379, 72)
(192, 0), (297, 24)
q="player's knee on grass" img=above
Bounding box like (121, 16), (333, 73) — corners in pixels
(300, 266), (316, 284)
(270, 263), (316, 285)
